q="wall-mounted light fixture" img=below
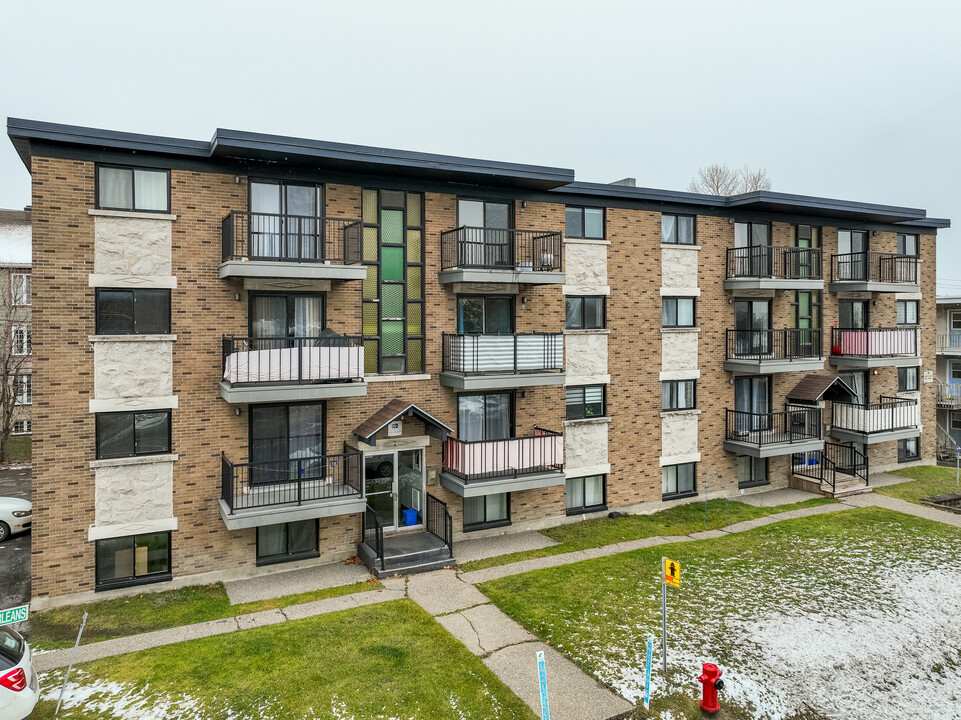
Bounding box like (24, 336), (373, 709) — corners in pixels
(234, 176), (241, 184)
(234, 407), (242, 416)
(234, 293), (241, 301)
(522, 200), (528, 209)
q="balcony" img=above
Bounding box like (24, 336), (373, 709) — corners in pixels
(724, 246), (823, 290)
(723, 407), (823, 458)
(937, 333), (961, 355)
(831, 396), (920, 444)
(936, 382), (961, 409)
(438, 227), (564, 284)
(219, 335), (367, 404)
(828, 252), (919, 293)
(723, 328), (824, 373)
(440, 428), (565, 497)
(219, 451), (365, 530)
(828, 327), (920, 368)
(439, 333), (564, 390)
(220, 212), (367, 282)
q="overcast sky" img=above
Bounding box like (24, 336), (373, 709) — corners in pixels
(1, 1), (958, 289)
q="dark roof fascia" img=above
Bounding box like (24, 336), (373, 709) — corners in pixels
(354, 402), (453, 445)
(725, 190), (927, 224)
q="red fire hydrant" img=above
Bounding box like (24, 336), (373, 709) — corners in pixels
(698, 662), (724, 713)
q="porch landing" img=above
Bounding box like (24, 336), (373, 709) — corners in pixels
(359, 530), (455, 577)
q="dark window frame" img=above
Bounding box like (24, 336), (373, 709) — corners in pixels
(565, 296), (606, 330)
(898, 437), (920, 462)
(662, 379), (696, 412)
(566, 474), (607, 515)
(737, 456), (769, 489)
(662, 462), (697, 500)
(456, 294), (516, 334)
(795, 224), (821, 249)
(95, 164), (171, 213)
(463, 493), (511, 532)
(95, 410), (172, 460)
(898, 366), (919, 392)
(564, 206), (605, 240)
(566, 385), (606, 420)
(662, 297), (696, 328)
(95, 288), (172, 335)
(897, 233), (919, 257)
(456, 391), (515, 441)
(896, 300), (919, 326)
(255, 520), (320, 566)
(95, 531), (172, 591)
(249, 401), (326, 465)
(661, 214), (696, 245)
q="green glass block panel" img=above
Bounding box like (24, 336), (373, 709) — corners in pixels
(363, 227), (378, 261)
(362, 265), (378, 299)
(382, 321), (404, 355)
(382, 246), (404, 282)
(407, 265), (422, 299)
(381, 284), (404, 318)
(407, 339), (423, 373)
(380, 190), (405, 209)
(363, 303), (379, 336)
(382, 210), (404, 245)
(407, 304), (422, 335)
(364, 340), (379, 374)
(362, 190), (378, 224)
(407, 230), (422, 260)
(406, 193), (422, 227)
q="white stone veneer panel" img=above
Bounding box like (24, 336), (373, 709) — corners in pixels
(661, 412), (698, 458)
(661, 331), (698, 375)
(565, 242), (608, 288)
(95, 460), (174, 526)
(565, 421), (609, 471)
(567, 332), (608, 379)
(661, 246), (698, 290)
(94, 216), (173, 276)
(94, 340), (173, 399)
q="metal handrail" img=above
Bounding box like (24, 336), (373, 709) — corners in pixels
(830, 251), (918, 284)
(831, 396), (919, 434)
(830, 327), (919, 358)
(222, 212), (363, 264)
(936, 333), (961, 352)
(725, 328), (822, 361)
(792, 442), (868, 493)
(426, 494), (453, 559)
(442, 427), (563, 481)
(363, 505), (385, 571)
(222, 335), (364, 385)
(724, 407), (821, 446)
(726, 246), (822, 280)
(440, 226), (563, 271)
(442, 332), (564, 374)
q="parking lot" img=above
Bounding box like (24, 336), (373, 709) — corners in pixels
(0, 465), (31, 610)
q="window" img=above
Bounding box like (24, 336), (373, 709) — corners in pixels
(250, 403), (325, 480)
(898, 437), (920, 462)
(951, 361), (961, 384)
(566, 474), (606, 514)
(838, 300), (868, 329)
(565, 206), (604, 239)
(14, 375), (30, 405)
(897, 233), (919, 257)
(464, 493), (509, 530)
(839, 370), (868, 405)
(737, 456), (768, 488)
(565, 296), (605, 330)
(11, 324), (30, 355)
(795, 224), (820, 248)
(257, 521), (318, 564)
(662, 380), (696, 411)
(952, 413), (961, 432)
(661, 214), (695, 245)
(11, 273), (30, 306)
(457, 296), (514, 334)
(248, 181), (323, 260)
(12, 420), (30, 435)
(566, 385), (605, 420)
(896, 300), (919, 325)
(96, 289), (171, 335)
(898, 367), (919, 392)
(96, 411), (171, 460)
(662, 298), (695, 328)
(96, 532), (171, 589)
(662, 463), (696, 499)
(97, 166), (170, 212)
(458, 393), (513, 441)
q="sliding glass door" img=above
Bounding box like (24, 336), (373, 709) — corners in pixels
(734, 299), (770, 356)
(250, 293), (324, 349)
(734, 376), (771, 431)
(249, 181), (321, 259)
(457, 392), (513, 442)
(250, 403), (325, 484)
(458, 199), (511, 268)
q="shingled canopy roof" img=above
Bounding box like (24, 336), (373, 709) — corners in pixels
(353, 398), (452, 446)
(786, 375), (857, 405)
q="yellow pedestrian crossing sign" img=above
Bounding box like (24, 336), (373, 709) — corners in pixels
(663, 557), (680, 588)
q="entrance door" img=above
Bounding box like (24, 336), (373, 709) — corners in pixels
(364, 449), (425, 530)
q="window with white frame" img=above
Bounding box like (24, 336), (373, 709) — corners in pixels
(12, 420), (31, 435)
(11, 324), (30, 355)
(14, 374), (30, 405)
(11, 273), (30, 306)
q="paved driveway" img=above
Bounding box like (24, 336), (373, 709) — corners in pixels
(0, 466), (31, 609)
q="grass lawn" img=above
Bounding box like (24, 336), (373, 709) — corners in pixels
(32, 599), (535, 720)
(878, 464), (961, 504)
(479, 507), (961, 720)
(4, 434), (31, 463)
(459, 497), (835, 572)
(27, 580), (379, 650)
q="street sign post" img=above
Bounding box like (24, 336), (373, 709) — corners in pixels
(661, 557), (681, 675)
(536, 650), (550, 720)
(643, 635), (653, 709)
(0, 604), (28, 626)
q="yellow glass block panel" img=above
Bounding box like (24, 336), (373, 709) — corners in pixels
(362, 265), (378, 299)
(407, 230), (422, 260)
(407, 304), (422, 335)
(362, 189), (378, 224)
(406, 193), (422, 227)
(363, 227), (378, 262)
(407, 265), (422, 299)
(363, 303), (379, 336)
(407, 339), (423, 373)
(364, 340), (379, 374)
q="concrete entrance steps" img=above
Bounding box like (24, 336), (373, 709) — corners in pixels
(790, 473), (872, 499)
(357, 531), (454, 577)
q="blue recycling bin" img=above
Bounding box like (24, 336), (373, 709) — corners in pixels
(403, 508), (419, 526)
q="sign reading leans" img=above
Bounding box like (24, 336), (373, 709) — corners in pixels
(0, 604), (28, 626)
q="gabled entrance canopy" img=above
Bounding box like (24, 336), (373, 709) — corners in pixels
(786, 375), (857, 405)
(353, 398), (453, 446)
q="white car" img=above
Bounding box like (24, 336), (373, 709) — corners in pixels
(0, 626), (39, 720)
(0, 498), (31, 542)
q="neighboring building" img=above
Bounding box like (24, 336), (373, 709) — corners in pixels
(6, 118), (949, 606)
(0, 208), (32, 443)
(935, 297), (961, 457)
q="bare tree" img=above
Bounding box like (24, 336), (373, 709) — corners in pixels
(688, 163), (773, 196)
(0, 278), (30, 464)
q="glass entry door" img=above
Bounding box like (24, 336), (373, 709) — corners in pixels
(364, 449), (424, 530)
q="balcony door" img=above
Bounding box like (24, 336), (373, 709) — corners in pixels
(734, 376), (771, 432)
(250, 293), (324, 349)
(734, 299), (771, 357)
(458, 392), (513, 442)
(838, 371), (867, 404)
(458, 199), (512, 268)
(795, 291), (820, 357)
(734, 222), (770, 276)
(364, 449), (424, 530)
(457, 296), (514, 334)
(249, 181), (322, 260)
(837, 230), (867, 280)
(838, 300), (868, 329)
(249, 403), (325, 484)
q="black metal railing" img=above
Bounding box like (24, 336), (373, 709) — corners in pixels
(426, 494), (453, 559)
(726, 246), (822, 280)
(363, 505), (385, 571)
(937, 333), (961, 352)
(442, 427), (563, 482)
(792, 442), (869, 493)
(830, 327), (919, 358)
(442, 333), (563, 375)
(725, 407), (821, 447)
(725, 328), (822, 361)
(222, 335), (364, 385)
(832, 396), (919, 435)
(440, 227), (563, 272)
(222, 212), (362, 264)
(830, 252), (918, 284)
(221, 451), (362, 514)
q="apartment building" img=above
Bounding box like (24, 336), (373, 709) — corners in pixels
(7, 118), (948, 606)
(935, 297), (961, 458)
(0, 208), (32, 446)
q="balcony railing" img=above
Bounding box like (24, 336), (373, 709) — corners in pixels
(725, 407), (822, 446)
(222, 212), (362, 264)
(832, 396), (919, 435)
(830, 327), (919, 358)
(792, 441), (869, 493)
(936, 382), (961, 408)
(442, 427), (563, 482)
(725, 328), (822, 362)
(830, 252), (918, 284)
(222, 335), (364, 385)
(221, 451), (362, 514)
(726, 246), (822, 280)
(442, 333), (563, 375)
(937, 333), (961, 352)
(440, 227), (563, 272)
